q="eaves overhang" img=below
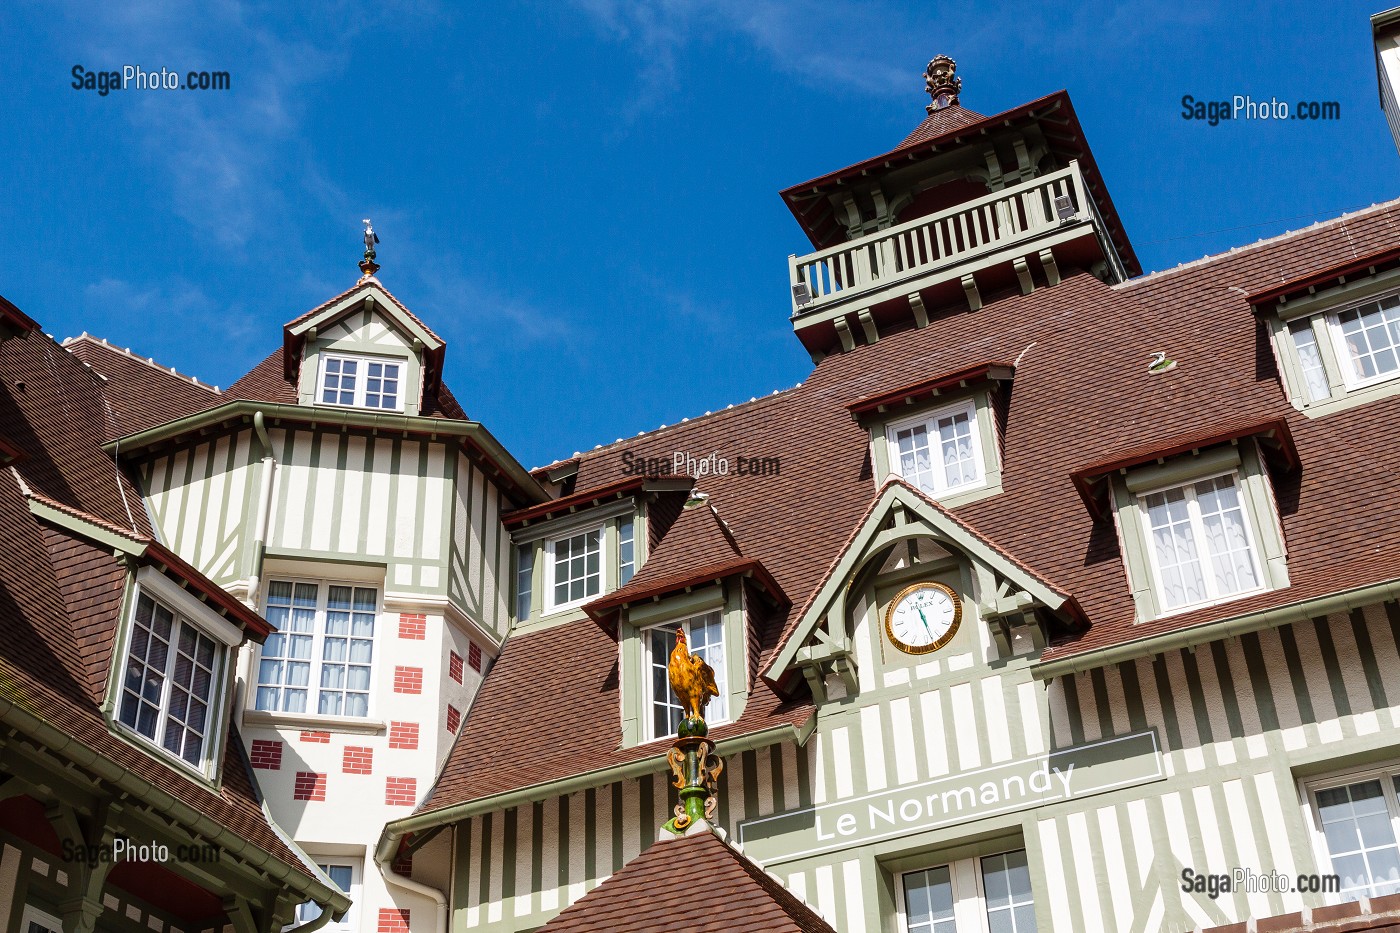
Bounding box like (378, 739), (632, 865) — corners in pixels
(1246, 244), (1400, 309)
(103, 400), (549, 507)
(503, 475), (694, 528)
(1069, 415), (1298, 520)
(25, 492), (276, 641)
(582, 555), (789, 624)
(845, 361), (1015, 420)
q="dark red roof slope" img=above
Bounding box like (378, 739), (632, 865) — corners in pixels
(0, 325), (312, 875)
(898, 104), (987, 147)
(419, 201), (1400, 815)
(542, 829), (835, 932)
(64, 337), (222, 438)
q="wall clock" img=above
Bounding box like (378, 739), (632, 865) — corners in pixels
(884, 581), (961, 655)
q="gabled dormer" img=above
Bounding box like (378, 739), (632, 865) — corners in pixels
(766, 479), (1083, 704)
(282, 280), (446, 417)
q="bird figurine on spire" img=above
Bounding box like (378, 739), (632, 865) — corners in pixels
(358, 218), (381, 282)
(668, 628), (719, 736)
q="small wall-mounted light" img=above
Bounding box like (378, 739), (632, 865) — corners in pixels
(792, 282), (813, 306)
(1054, 195), (1076, 222)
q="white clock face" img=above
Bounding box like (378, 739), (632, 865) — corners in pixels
(885, 583), (961, 654)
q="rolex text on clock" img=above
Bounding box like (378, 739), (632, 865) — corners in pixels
(884, 581), (962, 655)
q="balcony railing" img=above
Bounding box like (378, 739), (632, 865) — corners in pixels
(789, 162), (1104, 317)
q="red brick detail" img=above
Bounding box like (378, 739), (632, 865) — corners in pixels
(397, 612), (427, 640)
(446, 704), (461, 733)
(448, 651), (464, 684)
(385, 776), (417, 807)
(378, 908), (410, 933)
(293, 772), (327, 802)
(468, 642), (483, 672)
(388, 721), (420, 750)
(300, 730), (331, 744)
(249, 739), (282, 770)
(392, 838), (414, 877)
(343, 746), (374, 775)
(393, 666), (423, 694)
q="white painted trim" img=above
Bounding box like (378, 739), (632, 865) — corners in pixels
(1301, 760), (1400, 904)
(895, 848), (1034, 933)
(542, 523), (607, 614)
(1326, 295), (1400, 392)
(136, 566), (243, 646)
(20, 904), (63, 933)
(295, 855), (362, 933)
(640, 610), (730, 742)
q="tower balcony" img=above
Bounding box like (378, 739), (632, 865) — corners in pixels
(788, 161), (1129, 357)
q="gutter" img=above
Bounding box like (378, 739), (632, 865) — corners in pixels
(375, 721), (803, 861)
(0, 693), (351, 918)
(375, 848), (447, 933)
(1032, 577), (1400, 680)
(246, 410), (278, 601)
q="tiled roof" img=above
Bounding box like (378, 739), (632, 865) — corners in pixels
(541, 828), (835, 932)
(1202, 892), (1400, 932)
(420, 200), (1400, 812)
(283, 278), (445, 346)
(63, 336), (223, 438)
(897, 104), (987, 147)
(0, 325), (316, 878)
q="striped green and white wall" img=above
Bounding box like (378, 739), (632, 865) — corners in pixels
(445, 599), (1400, 933)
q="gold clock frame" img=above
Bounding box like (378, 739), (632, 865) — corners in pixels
(884, 581), (962, 655)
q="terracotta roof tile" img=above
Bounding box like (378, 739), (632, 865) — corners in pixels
(897, 104), (987, 147)
(542, 829), (835, 932)
(63, 336), (222, 438)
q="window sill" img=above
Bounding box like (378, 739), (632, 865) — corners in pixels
(1295, 375), (1400, 418)
(243, 709), (387, 736)
(1143, 584), (1273, 623)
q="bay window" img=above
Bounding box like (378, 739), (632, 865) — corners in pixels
(545, 525), (604, 612)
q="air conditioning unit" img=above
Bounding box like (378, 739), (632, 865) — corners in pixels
(1054, 195), (1077, 222)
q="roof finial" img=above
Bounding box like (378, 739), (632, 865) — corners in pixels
(661, 628), (724, 837)
(924, 54), (961, 113)
(359, 218), (381, 283)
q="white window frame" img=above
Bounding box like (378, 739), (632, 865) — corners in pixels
(895, 849), (1037, 933)
(21, 905), (63, 933)
(1134, 468), (1267, 617)
(1304, 762), (1400, 904)
(315, 351), (406, 412)
(884, 399), (987, 499)
(543, 524), (607, 613)
(641, 611), (729, 742)
(113, 570), (237, 779)
(1325, 292), (1400, 391)
(253, 577), (381, 720)
(293, 858), (361, 933)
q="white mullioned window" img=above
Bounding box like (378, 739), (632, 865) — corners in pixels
(1332, 293), (1400, 389)
(644, 611), (727, 740)
(545, 525), (604, 612)
(256, 579), (378, 718)
(1308, 767), (1400, 901)
(116, 588), (227, 774)
(1137, 471), (1265, 613)
(886, 399), (986, 498)
(900, 849), (1038, 933)
(317, 352), (404, 411)
(618, 516), (637, 585)
(515, 542), (535, 619)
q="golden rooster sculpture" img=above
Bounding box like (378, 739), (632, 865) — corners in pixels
(668, 628), (719, 731)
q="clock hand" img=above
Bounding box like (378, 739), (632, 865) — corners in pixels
(916, 605), (935, 640)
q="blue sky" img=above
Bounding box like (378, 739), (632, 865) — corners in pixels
(2, 1), (1396, 469)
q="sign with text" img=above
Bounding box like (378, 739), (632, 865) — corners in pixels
(737, 730), (1163, 864)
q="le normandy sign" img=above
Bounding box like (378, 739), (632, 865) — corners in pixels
(737, 730), (1164, 864)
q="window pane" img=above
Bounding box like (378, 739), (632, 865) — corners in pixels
(1317, 779), (1400, 900)
(903, 866), (956, 933)
(1289, 319), (1332, 402)
(618, 518), (636, 585)
(1193, 474), (1259, 598)
(937, 410), (980, 489)
(649, 628), (683, 739)
(1337, 297), (1400, 384)
(893, 423), (936, 494)
(516, 544), (534, 618)
(118, 594), (171, 740)
(983, 850), (1037, 932)
(549, 528), (602, 608)
(1144, 488), (1206, 609)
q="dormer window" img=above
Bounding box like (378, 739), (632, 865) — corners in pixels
(114, 571), (238, 777)
(884, 399), (987, 499)
(1138, 472), (1264, 612)
(643, 611), (728, 740)
(1262, 271), (1400, 415)
(317, 353), (404, 412)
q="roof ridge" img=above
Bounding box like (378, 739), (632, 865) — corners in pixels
(531, 382), (806, 472)
(61, 334), (223, 393)
(1120, 197), (1400, 288)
